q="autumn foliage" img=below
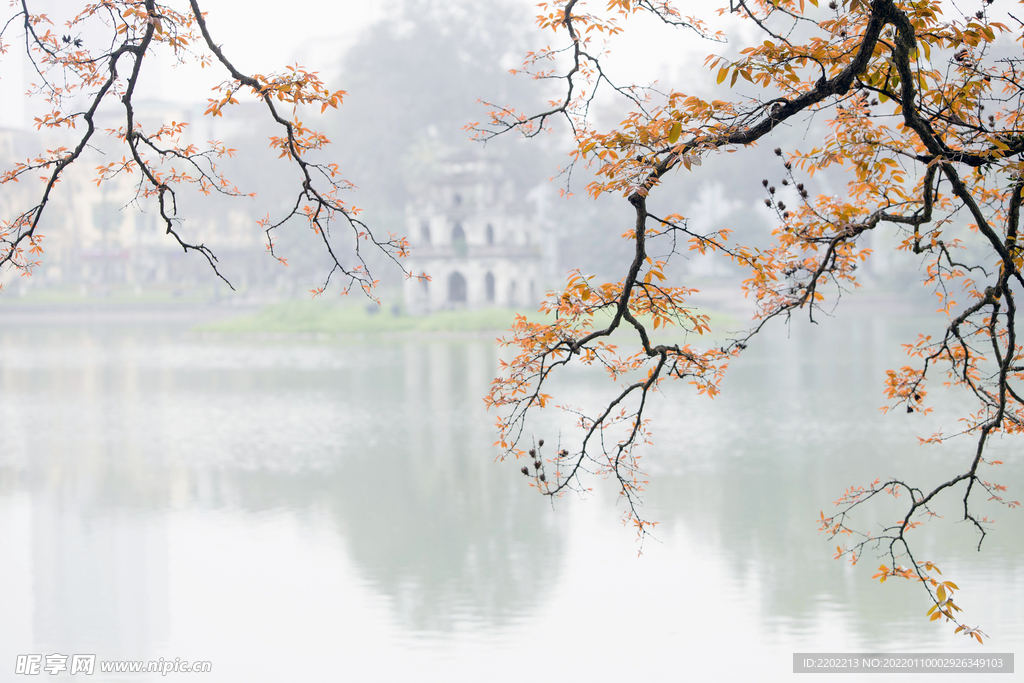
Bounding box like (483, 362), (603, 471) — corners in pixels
(474, 0), (1023, 642)
(0, 0), (409, 296)
(3, 0), (1022, 643)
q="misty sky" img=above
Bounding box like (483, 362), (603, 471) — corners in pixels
(0, 0), (384, 129)
(0, 0), (740, 132)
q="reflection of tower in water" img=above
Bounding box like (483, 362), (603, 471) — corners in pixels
(315, 338), (565, 632)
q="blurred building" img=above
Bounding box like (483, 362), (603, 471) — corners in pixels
(0, 105), (273, 294)
(403, 150), (545, 314)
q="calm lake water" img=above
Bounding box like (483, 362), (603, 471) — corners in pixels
(0, 306), (1020, 682)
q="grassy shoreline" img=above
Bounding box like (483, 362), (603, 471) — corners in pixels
(195, 299), (738, 338)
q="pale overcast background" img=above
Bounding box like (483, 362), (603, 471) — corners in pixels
(0, 0), (745, 131)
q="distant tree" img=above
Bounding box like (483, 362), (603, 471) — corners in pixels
(479, 0), (1022, 643)
(329, 0), (549, 222)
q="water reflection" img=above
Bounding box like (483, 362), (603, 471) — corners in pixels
(0, 325), (563, 659)
(507, 308), (1022, 650)
(0, 312), (1020, 681)
(638, 312), (1023, 648)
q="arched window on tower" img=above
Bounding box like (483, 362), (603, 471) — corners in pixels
(421, 220), (431, 245)
(485, 272), (495, 303)
(486, 223), (494, 246)
(452, 222), (467, 257)
(448, 271), (467, 303)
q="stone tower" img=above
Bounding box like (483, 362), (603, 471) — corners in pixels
(403, 150), (544, 314)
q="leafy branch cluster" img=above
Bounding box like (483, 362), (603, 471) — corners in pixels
(0, 0), (408, 296)
(2, 0), (1020, 642)
(479, 0), (1022, 638)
